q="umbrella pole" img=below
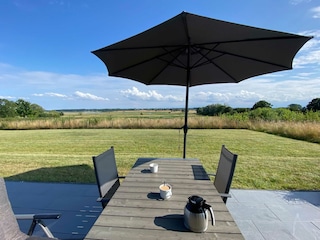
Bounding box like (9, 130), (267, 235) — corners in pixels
(183, 41), (191, 158)
(183, 83), (189, 159)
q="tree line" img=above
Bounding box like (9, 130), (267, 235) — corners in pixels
(196, 98), (320, 118)
(1, 97), (319, 119)
(0, 99), (62, 118)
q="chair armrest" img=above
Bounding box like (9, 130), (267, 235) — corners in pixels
(15, 213), (61, 220)
(15, 214), (35, 220)
(16, 213), (61, 220)
(15, 213), (61, 238)
(207, 173), (216, 177)
(219, 193), (231, 198)
(34, 213), (61, 220)
(97, 197), (111, 203)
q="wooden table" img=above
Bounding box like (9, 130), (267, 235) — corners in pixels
(85, 158), (244, 240)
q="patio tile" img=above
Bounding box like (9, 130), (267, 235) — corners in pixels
(228, 189), (320, 240)
(253, 220), (320, 240)
(5, 181), (320, 240)
(312, 221), (320, 229)
(229, 189), (284, 205)
(278, 191), (320, 207)
(226, 202), (280, 222)
(6, 181), (101, 240)
(266, 202), (320, 222)
(231, 220), (264, 240)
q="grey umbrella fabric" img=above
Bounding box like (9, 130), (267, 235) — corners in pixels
(92, 11), (311, 158)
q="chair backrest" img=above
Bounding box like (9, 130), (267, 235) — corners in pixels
(92, 147), (120, 207)
(0, 178), (29, 240)
(214, 145), (238, 203)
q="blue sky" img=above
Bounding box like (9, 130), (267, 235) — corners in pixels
(1, 0), (319, 110)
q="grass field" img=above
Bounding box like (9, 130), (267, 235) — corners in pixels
(1, 109), (319, 144)
(0, 128), (319, 190)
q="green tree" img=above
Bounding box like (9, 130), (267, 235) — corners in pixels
(16, 99), (32, 117)
(30, 103), (45, 117)
(306, 98), (320, 111)
(288, 104), (302, 112)
(251, 100), (272, 110)
(249, 108), (277, 121)
(197, 104), (233, 116)
(0, 99), (17, 118)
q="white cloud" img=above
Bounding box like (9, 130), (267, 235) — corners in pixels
(73, 91), (109, 101)
(33, 92), (68, 98)
(289, 0), (311, 5)
(294, 72), (317, 79)
(294, 50), (320, 68)
(13, 0), (69, 10)
(299, 30), (320, 39)
(0, 55), (319, 109)
(121, 87), (184, 102)
(0, 63), (14, 69)
(33, 91), (110, 102)
(194, 90), (263, 105)
(293, 31), (320, 68)
(0, 63), (108, 90)
(311, 6), (320, 18)
(0, 95), (16, 99)
(191, 75), (320, 108)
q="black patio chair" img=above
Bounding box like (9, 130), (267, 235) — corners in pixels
(92, 146), (125, 208)
(209, 145), (238, 203)
(0, 177), (61, 239)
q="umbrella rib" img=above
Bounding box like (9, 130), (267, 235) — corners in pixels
(213, 48), (290, 69)
(201, 51), (238, 82)
(95, 35), (310, 52)
(191, 43), (289, 82)
(189, 44), (240, 82)
(160, 47), (188, 68)
(146, 47), (187, 84)
(94, 45), (187, 52)
(110, 46), (186, 76)
(188, 44), (219, 68)
(195, 35), (311, 46)
(196, 35), (310, 69)
(193, 41), (290, 70)
(185, 44), (225, 71)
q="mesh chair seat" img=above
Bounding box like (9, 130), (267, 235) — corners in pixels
(210, 145), (238, 203)
(92, 146), (124, 208)
(0, 178), (60, 239)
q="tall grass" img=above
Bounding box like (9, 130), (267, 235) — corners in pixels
(248, 121), (320, 143)
(1, 111), (319, 143)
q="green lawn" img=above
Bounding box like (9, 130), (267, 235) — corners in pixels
(0, 129), (319, 190)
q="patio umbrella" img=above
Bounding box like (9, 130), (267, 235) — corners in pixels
(92, 11), (312, 158)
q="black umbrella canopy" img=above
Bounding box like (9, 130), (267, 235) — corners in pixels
(92, 11), (312, 158)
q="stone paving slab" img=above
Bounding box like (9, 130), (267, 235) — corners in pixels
(227, 189), (320, 240)
(6, 181), (102, 240)
(5, 181), (320, 240)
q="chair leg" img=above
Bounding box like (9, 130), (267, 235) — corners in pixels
(27, 219), (55, 238)
(27, 220), (37, 236)
(222, 196), (227, 204)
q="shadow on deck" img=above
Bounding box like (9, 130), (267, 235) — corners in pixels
(4, 179), (320, 240)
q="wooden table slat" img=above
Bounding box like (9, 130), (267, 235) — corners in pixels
(84, 158), (244, 240)
(94, 215), (241, 233)
(86, 226), (243, 240)
(101, 206), (236, 222)
(108, 192), (224, 203)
